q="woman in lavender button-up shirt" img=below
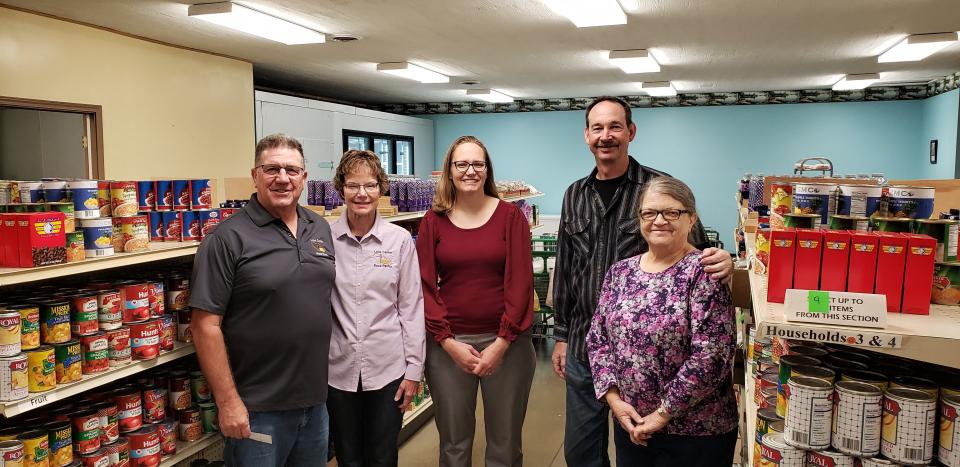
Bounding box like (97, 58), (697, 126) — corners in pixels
(586, 177), (738, 467)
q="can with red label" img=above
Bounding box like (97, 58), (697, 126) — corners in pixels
(155, 180), (172, 212)
(178, 407), (201, 442)
(72, 409), (101, 455)
(80, 448), (109, 467)
(97, 289), (123, 331)
(0, 439), (24, 465)
(106, 327), (131, 367)
(168, 372), (191, 410)
(198, 209), (220, 238)
(119, 283), (150, 324)
(101, 437), (129, 466)
(220, 207), (239, 220)
(109, 181), (138, 218)
(70, 292), (100, 337)
(161, 211), (181, 242)
(172, 180), (190, 211)
(113, 387), (143, 433)
(157, 419), (177, 456)
(190, 179), (211, 210)
(1, 353), (29, 401)
(141, 386), (166, 424)
(136, 181), (154, 212)
(147, 281), (164, 318)
(127, 425), (160, 467)
(159, 315), (175, 352)
(176, 310), (192, 343)
(0, 311), (21, 357)
(166, 276), (190, 312)
(97, 181), (111, 218)
(148, 212), (163, 242)
(92, 400), (119, 445)
(129, 320), (159, 361)
(80, 332), (109, 375)
(181, 210), (199, 241)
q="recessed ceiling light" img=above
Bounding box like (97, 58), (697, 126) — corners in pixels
(878, 32), (959, 63)
(330, 34), (360, 42)
(543, 0), (627, 27)
(832, 73), (881, 91)
(460, 80), (480, 86)
(376, 62), (449, 83)
(641, 81), (677, 97)
(188, 2), (325, 45)
(608, 49), (660, 74)
(467, 89), (514, 103)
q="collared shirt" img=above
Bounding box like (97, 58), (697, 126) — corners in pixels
(189, 194), (336, 411)
(329, 213), (425, 392)
(553, 156), (710, 362)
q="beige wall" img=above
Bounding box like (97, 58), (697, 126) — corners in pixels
(0, 7), (254, 201)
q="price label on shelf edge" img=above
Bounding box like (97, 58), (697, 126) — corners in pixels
(19, 391), (57, 412)
(759, 322), (902, 349)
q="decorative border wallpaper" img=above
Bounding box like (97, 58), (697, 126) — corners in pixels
(377, 72), (960, 115)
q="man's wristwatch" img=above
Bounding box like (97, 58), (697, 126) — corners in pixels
(656, 405), (672, 420)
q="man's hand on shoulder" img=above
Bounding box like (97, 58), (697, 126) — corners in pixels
(700, 247), (733, 283)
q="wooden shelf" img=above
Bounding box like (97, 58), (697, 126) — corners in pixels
(160, 432), (222, 466)
(320, 191), (546, 226)
(0, 241), (199, 286)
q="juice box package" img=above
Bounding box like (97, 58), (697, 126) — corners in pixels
(875, 232), (907, 312)
(793, 229), (823, 291)
(847, 231), (880, 294)
(766, 228), (796, 304)
(820, 230), (851, 292)
(901, 233), (936, 315)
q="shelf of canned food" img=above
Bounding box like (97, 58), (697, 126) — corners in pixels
(160, 432), (222, 467)
(0, 241), (199, 287)
(318, 191), (545, 224)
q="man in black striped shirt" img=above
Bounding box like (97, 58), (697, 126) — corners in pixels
(552, 96), (733, 467)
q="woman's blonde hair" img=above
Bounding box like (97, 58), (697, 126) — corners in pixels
(431, 136), (499, 214)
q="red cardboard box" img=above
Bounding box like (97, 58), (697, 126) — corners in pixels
(1, 215), (17, 267)
(847, 231), (880, 294)
(793, 229), (823, 291)
(902, 233), (936, 315)
(820, 230), (851, 292)
(767, 228), (796, 304)
(8, 212), (67, 268)
(875, 232), (908, 312)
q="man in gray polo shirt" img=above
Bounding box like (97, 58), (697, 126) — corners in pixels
(190, 133), (335, 466)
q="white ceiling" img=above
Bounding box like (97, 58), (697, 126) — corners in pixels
(5, 0), (960, 104)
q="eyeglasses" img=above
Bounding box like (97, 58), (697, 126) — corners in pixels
(452, 161), (487, 173)
(639, 209), (691, 221)
(344, 183), (380, 194)
(257, 164), (305, 177)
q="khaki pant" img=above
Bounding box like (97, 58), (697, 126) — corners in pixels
(426, 333), (536, 467)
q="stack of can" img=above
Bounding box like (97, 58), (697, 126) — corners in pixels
(139, 179), (224, 243)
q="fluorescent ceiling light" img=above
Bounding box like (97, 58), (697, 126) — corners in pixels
(608, 49), (660, 73)
(467, 89), (514, 103)
(188, 2), (325, 45)
(641, 81), (677, 97)
(832, 73), (880, 91)
(878, 32), (958, 63)
(376, 62), (449, 83)
(543, 0), (627, 27)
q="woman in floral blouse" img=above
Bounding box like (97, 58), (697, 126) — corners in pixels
(586, 177), (738, 466)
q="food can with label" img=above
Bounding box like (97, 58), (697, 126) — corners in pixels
(180, 210), (199, 242)
(115, 216), (149, 253)
(881, 387), (936, 465)
(42, 181), (69, 203)
(198, 402), (218, 433)
(890, 376), (939, 400)
(841, 370), (889, 391)
(785, 376), (834, 450)
(154, 180), (172, 212)
(832, 381), (882, 457)
(939, 394), (960, 467)
(168, 372), (191, 410)
(101, 438), (129, 467)
(46, 202), (75, 234)
(91, 401), (119, 445)
(0, 353), (28, 401)
(166, 276), (189, 312)
(141, 386), (166, 424)
(119, 283), (150, 324)
(793, 182), (835, 227)
(886, 186), (935, 219)
(157, 419), (177, 456)
(760, 432), (805, 467)
(69, 293), (99, 337)
(148, 212), (163, 243)
(161, 211), (181, 242)
(113, 387), (143, 434)
(190, 179), (212, 210)
(18, 429), (50, 467)
(127, 425), (160, 467)
(71, 409), (101, 455)
(806, 449), (854, 467)
(838, 184), (883, 218)
(0, 439), (24, 466)
(176, 310), (191, 343)
(39, 300), (71, 345)
(19, 181), (43, 203)
(777, 355), (823, 417)
(136, 181), (154, 212)
(770, 182), (793, 215)
(10, 305), (40, 351)
(756, 369), (778, 405)
(755, 407), (784, 465)
(79, 448), (109, 467)
(54, 340), (82, 384)
(109, 182), (138, 218)
(80, 333), (109, 375)
(65, 231), (85, 263)
(79, 218), (114, 258)
(96, 290), (122, 331)
(0, 311), (22, 357)
(177, 407), (201, 442)
(106, 327), (130, 368)
(68, 180), (100, 220)
(190, 371), (211, 403)
(147, 281), (164, 318)
(759, 356), (777, 375)
(158, 315), (174, 352)
(915, 219), (959, 263)
(129, 320), (159, 361)
(96, 181), (110, 218)
(198, 209), (220, 238)
(172, 180), (190, 211)
(26, 345), (56, 393)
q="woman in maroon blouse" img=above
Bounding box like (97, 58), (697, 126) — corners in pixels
(417, 135), (535, 466)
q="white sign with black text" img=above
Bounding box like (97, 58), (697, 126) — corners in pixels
(783, 289), (887, 329)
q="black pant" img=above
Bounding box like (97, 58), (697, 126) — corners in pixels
(328, 377), (403, 467)
(613, 423), (738, 467)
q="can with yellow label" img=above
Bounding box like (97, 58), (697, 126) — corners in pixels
(17, 428), (49, 467)
(26, 345), (56, 393)
(7, 305), (40, 351)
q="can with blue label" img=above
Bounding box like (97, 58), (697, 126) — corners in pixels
(19, 181), (43, 203)
(41, 180), (70, 203)
(886, 185), (935, 219)
(155, 180), (172, 212)
(838, 184), (882, 218)
(68, 180), (100, 219)
(148, 212), (164, 242)
(197, 209), (220, 239)
(80, 218), (115, 258)
(181, 211), (199, 241)
(190, 179), (212, 210)
(793, 182), (835, 227)
(137, 181), (155, 212)
(172, 180), (190, 211)
(161, 211), (182, 242)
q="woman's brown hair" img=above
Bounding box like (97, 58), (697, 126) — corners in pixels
(333, 150), (390, 197)
(431, 136), (499, 214)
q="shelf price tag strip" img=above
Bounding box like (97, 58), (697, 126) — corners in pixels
(758, 320), (901, 349)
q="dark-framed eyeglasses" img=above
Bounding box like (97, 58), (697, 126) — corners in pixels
(344, 183), (380, 194)
(639, 209), (691, 221)
(452, 161), (487, 173)
(257, 164), (305, 177)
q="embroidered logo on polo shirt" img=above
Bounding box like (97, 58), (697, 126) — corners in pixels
(373, 250), (394, 268)
(311, 238), (331, 257)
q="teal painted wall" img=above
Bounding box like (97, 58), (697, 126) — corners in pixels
(920, 89), (960, 179)
(429, 99), (934, 247)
